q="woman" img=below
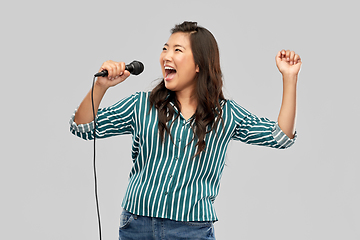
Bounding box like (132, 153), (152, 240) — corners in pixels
(70, 21), (301, 240)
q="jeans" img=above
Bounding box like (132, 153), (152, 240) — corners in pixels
(119, 209), (216, 240)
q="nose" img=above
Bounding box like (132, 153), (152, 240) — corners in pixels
(162, 50), (172, 63)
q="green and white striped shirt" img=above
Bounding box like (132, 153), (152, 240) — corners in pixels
(70, 91), (296, 222)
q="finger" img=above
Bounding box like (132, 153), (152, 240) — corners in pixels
(289, 51), (295, 65)
(99, 60), (113, 79)
(109, 69), (131, 86)
(118, 62), (126, 76)
(102, 60), (116, 79)
(112, 62), (124, 78)
(122, 70), (131, 79)
(285, 50), (291, 61)
(280, 49), (286, 59)
(107, 63), (115, 80)
(109, 62), (123, 79)
(117, 70), (130, 81)
(116, 70), (130, 84)
(114, 62), (128, 79)
(112, 63), (120, 77)
(294, 54), (301, 64)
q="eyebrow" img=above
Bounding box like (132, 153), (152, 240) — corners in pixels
(164, 43), (186, 49)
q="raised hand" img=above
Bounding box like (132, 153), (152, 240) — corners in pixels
(96, 60), (131, 89)
(276, 50), (302, 76)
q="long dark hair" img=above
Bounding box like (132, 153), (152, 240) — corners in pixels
(150, 21), (225, 157)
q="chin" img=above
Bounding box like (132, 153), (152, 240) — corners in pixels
(164, 81), (179, 93)
(164, 81), (174, 91)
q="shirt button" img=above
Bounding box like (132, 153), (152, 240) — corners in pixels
(178, 138), (181, 142)
(169, 174), (173, 178)
(175, 157), (178, 161)
(164, 191), (168, 195)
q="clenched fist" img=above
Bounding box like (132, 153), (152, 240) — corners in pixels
(276, 50), (302, 76)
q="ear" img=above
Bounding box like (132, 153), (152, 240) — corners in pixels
(195, 65), (199, 73)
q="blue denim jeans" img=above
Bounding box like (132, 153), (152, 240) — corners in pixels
(119, 209), (216, 240)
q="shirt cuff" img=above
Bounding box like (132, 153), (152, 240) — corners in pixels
(69, 109), (95, 133)
(272, 123), (297, 148)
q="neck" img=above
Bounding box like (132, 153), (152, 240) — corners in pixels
(176, 89), (197, 107)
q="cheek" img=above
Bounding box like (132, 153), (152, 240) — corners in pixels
(181, 56), (196, 72)
(159, 54), (165, 74)
(159, 54), (163, 65)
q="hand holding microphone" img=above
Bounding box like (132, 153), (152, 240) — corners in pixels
(74, 60), (144, 124)
(94, 60), (144, 88)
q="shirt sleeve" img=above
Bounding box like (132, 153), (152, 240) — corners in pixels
(69, 92), (139, 140)
(229, 100), (296, 149)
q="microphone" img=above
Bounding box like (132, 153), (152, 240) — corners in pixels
(94, 60), (144, 77)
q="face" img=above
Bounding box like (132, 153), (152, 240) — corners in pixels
(160, 32), (199, 95)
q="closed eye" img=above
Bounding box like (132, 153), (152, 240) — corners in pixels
(175, 48), (182, 52)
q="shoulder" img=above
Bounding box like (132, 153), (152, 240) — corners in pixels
(222, 98), (252, 120)
(104, 92), (147, 111)
(127, 91), (151, 102)
(137, 91), (152, 103)
(131, 91), (154, 111)
(224, 99), (246, 110)
(131, 91), (149, 97)
(223, 99), (241, 111)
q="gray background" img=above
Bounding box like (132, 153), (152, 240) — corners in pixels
(1, 0), (359, 239)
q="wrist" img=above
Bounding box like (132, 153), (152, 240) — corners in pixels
(282, 72), (298, 79)
(282, 73), (298, 85)
(95, 79), (110, 92)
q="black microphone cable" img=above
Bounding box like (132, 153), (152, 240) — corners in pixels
(89, 61), (143, 240)
(91, 75), (102, 240)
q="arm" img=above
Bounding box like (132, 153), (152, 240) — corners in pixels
(74, 60), (130, 125)
(276, 50), (302, 139)
(229, 100), (295, 149)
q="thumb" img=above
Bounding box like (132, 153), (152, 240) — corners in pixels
(108, 70), (131, 87)
(275, 51), (282, 63)
(119, 70), (131, 81)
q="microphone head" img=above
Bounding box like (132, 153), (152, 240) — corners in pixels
(128, 60), (144, 75)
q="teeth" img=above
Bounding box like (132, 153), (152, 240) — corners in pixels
(165, 66), (175, 70)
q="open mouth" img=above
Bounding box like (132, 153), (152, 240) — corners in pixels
(165, 66), (177, 80)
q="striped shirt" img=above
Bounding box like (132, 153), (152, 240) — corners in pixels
(69, 91), (296, 222)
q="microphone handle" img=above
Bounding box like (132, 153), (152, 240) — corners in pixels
(94, 65), (132, 77)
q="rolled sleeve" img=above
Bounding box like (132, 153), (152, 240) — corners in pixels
(69, 109), (97, 140)
(271, 122), (297, 149)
